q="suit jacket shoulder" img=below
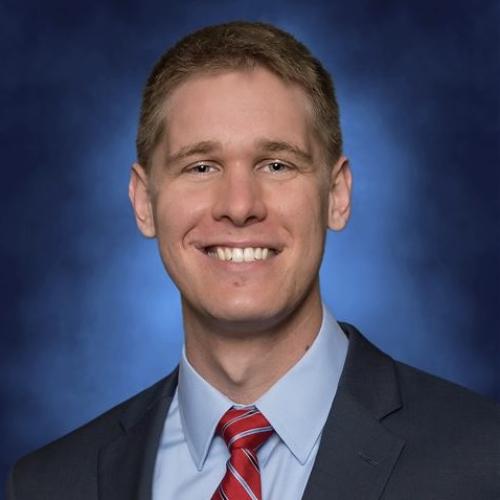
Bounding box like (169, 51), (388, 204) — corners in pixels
(7, 370), (178, 500)
(385, 358), (499, 498)
(302, 322), (500, 500)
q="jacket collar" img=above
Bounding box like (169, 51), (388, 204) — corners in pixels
(302, 322), (405, 500)
(97, 369), (178, 500)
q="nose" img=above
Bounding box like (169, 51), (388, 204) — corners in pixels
(212, 165), (267, 226)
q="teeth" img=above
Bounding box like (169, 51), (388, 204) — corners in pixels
(207, 247), (275, 262)
(232, 248), (244, 262)
(243, 248), (253, 262)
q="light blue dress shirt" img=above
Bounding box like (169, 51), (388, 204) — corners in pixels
(152, 305), (348, 499)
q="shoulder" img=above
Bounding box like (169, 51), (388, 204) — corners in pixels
(387, 362), (499, 497)
(8, 371), (177, 500)
(17, 375), (172, 461)
(340, 320), (499, 426)
(338, 322), (499, 497)
(392, 359), (499, 437)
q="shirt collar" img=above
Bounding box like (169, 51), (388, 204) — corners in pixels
(178, 303), (348, 470)
(178, 351), (233, 471)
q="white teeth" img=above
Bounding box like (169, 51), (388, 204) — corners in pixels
(216, 247), (225, 261)
(243, 248), (254, 262)
(207, 247), (275, 262)
(232, 248), (244, 262)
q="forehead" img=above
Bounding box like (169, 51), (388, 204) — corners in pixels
(157, 67), (319, 158)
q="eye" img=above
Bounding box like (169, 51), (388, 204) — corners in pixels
(263, 161), (292, 174)
(186, 163), (217, 175)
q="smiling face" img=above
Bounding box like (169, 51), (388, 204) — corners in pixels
(129, 67), (351, 332)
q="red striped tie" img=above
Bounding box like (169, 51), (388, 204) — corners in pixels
(211, 407), (274, 500)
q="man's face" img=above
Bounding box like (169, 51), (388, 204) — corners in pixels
(130, 67), (351, 330)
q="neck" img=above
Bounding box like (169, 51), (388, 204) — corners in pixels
(182, 285), (323, 404)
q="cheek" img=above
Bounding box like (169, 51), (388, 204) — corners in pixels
(154, 198), (181, 242)
(153, 189), (205, 252)
(271, 184), (328, 272)
(280, 185), (327, 235)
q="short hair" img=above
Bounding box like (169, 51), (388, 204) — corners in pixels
(136, 21), (343, 170)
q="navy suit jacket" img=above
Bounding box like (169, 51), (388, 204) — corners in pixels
(7, 323), (500, 499)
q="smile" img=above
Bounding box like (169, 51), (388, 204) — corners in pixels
(204, 246), (277, 262)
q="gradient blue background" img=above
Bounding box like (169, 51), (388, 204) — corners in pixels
(1, 0), (499, 491)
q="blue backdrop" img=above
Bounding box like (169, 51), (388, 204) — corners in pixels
(1, 0), (499, 490)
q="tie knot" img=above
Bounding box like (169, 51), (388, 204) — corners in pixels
(216, 406), (273, 452)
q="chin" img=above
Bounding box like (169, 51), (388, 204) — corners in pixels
(202, 296), (287, 329)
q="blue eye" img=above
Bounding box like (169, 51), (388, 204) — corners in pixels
(190, 163), (214, 174)
(267, 161), (289, 173)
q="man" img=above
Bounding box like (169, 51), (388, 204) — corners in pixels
(7, 21), (499, 500)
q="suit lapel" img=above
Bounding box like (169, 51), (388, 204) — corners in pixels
(302, 324), (406, 500)
(98, 369), (178, 500)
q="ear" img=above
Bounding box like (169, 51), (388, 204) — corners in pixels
(128, 163), (156, 238)
(327, 155), (352, 231)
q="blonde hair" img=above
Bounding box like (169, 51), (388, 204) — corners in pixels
(136, 21), (342, 169)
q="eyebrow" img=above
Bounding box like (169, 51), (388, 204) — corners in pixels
(165, 138), (313, 165)
(165, 140), (221, 165)
(254, 139), (313, 163)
